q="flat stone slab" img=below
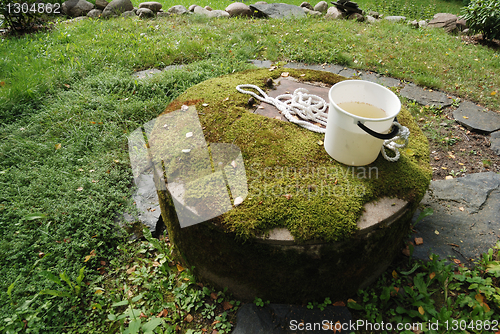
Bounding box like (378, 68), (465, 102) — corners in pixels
(232, 304), (352, 334)
(400, 84), (453, 108)
(251, 59), (274, 68)
(249, 3), (306, 19)
(453, 101), (500, 134)
(284, 62), (346, 75)
(357, 70), (402, 88)
(411, 172), (500, 264)
(491, 131), (500, 156)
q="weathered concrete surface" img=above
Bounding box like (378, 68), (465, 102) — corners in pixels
(400, 84), (453, 108)
(411, 172), (500, 264)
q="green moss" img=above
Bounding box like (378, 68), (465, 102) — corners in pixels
(157, 68), (431, 242)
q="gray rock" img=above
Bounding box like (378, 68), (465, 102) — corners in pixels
(453, 101), (500, 134)
(300, 2), (313, 10)
(62, 16), (89, 23)
(225, 2), (252, 17)
(384, 15), (406, 22)
(156, 11), (169, 17)
(250, 59), (273, 68)
(307, 9), (322, 16)
(204, 5), (212, 11)
(365, 15), (376, 23)
(456, 18), (467, 31)
(188, 4), (197, 11)
(87, 8), (102, 17)
(249, 3), (306, 19)
(167, 4), (189, 15)
(411, 172), (500, 264)
(209, 9), (230, 18)
(314, 0), (328, 13)
(400, 84), (453, 108)
(62, 0), (94, 17)
(193, 6), (228, 17)
(102, 0), (133, 17)
(284, 62), (346, 75)
(232, 304), (352, 334)
(121, 10), (136, 17)
(490, 131), (500, 156)
(347, 12), (364, 21)
(428, 13), (458, 33)
(418, 20), (428, 28)
(324, 5), (343, 19)
(357, 70), (402, 87)
(139, 1), (162, 12)
(409, 19), (418, 28)
(95, 0), (108, 10)
(137, 7), (154, 18)
(253, 1), (267, 4)
(368, 10), (379, 18)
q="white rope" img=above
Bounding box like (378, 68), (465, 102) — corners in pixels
(236, 83), (410, 162)
(236, 84), (327, 133)
(381, 122), (410, 162)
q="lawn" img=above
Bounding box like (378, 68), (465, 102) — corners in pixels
(1, 0), (499, 332)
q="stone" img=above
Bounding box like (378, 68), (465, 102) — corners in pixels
(209, 9), (230, 18)
(365, 15), (376, 23)
(204, 5), (212, 11)
(357, 70), (401, 87)
(384, 15), (406, 22)
(428, 13), (459, 33)
(102, 0), (133, 17)
(299, 2), (314, 11)
(253, 1), (267, 4)
(249, 3), (306, 19)
(347, 12), (364, 21)
(137, 7), (154, 18)
(232, 304), (352, 334)
(188, 4), (197, 11)
(156, 11), (169, 17)
(95, 0), (108, 10)
(324, 6), (343, 19)
(121, 10), (136, 17)
(314, 0), (328, 13)
(132, 7), (137, 13)
(62, 16), (89, 23)
(456, 18), (467, 31)
(399, 84), (453, 108)
(250, 59), (273, 68)
(418, 20), (428, 28)
(87, 8), (102, 17)
(368, 10), (379, 18)
(167, 5), (189, 15)
(62, 0), (94, 17)
(490, 131), (500, 156)
(453, 101), (500, 134)
(139, 1), (162, 12)
(225, 2), (252, 17)
(193, 6), (228, 18)
(409, 19), (418, 28)
(307, 9), (322, 16)
(411, 172), (500, 264)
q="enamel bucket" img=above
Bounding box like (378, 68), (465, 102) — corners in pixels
(324, 80), (401, 166)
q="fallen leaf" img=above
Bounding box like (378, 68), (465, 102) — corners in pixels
(140, 312), (147, 319)
(429, 272), (436, 280)
(100, 260), (106, 266)
(231, 160), (237, 168)
(418, 306), (424, 315)
(157, 309), (169, 317)
(0, 81), (5, 86)
(300, 74), (306, 77)
(95, 289), (104, 295)
(414, 237), (423, 245)
(92, 180), (98, 183)
(76, 187), (84, 191)
(38, 252), (45, 258)
(84, 249), (96, 262)
(55, 143), (61, 150)
(186, 132), (193, 138)
(210, 292), (217, 300)
(445, 175), (453, 180)
(317, 140), (323, 145)
(202, 103), (209, 107)
(222, 301), (233, 310)
(392, 270), (398, 279)
(185, 314), (193, 322)
(434, 230), (440, 235)
(453, 258), (461, 264)
(459, 207), (464, 211)
(181, 105), (189, 111)
(463, 116), (468, 119)
(176, 264), (185, 272)
(333, 301), (345, 306)
(283, 194), (292, 200)
(64, 84), (70, 88)
(234, 196), (244, 206)
(492, 91), (497, 96)
(441, 167), (448, 170)
(152, 261), (160, 267)
(127, 265), (137, 274)
(281, 72), (289, 77)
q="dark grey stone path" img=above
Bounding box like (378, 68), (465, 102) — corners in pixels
(453, 101), (500, 134)
(232, 304), (352, 334)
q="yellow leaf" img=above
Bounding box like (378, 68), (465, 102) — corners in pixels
(418, 306), (425, 315)
(434, 230), (440, 235)
(95, 289), (104, 295)
(392, 270), (398, 279)
(176, 264), (185, 272)
(84, 249), (96, 262)
(55, 143), (61, 150)
(429, 272), (436, 280)
(76, 187), (83, 191)
(492, 91), (497, 96)
(463, 116), (469, 119)
(475, 293), (484, 303)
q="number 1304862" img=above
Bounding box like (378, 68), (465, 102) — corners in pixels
(6, 2), (61, 14)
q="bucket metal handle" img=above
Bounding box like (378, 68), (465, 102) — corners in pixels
(357, 118), (400, 140)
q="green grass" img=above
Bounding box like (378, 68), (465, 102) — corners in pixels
(0, 2), (499, 332)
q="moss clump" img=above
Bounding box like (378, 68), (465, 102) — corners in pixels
(156, 68), (431, 242)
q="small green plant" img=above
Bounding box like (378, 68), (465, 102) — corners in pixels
(462, 0), (500, 40)
(39, 266), (86, 298)
(253, 297), (269, 307)
(483, 159), (492, 167)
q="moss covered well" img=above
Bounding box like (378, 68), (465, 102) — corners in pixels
(155, 68), (431, 243)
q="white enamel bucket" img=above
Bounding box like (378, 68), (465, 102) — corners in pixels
(324, 80), (401, 166)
